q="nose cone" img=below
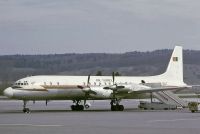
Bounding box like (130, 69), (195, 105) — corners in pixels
(3, 87), (13, 98)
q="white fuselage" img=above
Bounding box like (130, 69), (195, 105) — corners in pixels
(5, 74), (186, 100)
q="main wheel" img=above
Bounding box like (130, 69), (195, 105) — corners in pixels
(111, 105), (116, 111)
(71, 105), (76, 111)
(111, 105), (119, 111)
(78, 105), (84, 111)
(71, 105), (84, 111)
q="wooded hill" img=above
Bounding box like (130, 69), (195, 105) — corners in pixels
(1, 49), (200, 86)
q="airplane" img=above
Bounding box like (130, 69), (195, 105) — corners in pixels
(3, 46), (190, 113)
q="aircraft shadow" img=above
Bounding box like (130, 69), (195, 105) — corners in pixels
(0, 108), (187, 114)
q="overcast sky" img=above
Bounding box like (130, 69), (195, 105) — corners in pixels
(0, 0), (200, 55)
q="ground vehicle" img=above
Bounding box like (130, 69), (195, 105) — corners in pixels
(138, 101), (177, 110)
(188, 102), (199, 113)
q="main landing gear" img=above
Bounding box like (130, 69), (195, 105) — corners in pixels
(110, 99), (124, 111)
(71, 100), (84, 111)
(23, 100), (30, 113)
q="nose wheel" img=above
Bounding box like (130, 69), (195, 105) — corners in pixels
(23, 100), (30, 113)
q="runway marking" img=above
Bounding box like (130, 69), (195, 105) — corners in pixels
(148, 118), (200, 123)
(0, 124), (64, 127)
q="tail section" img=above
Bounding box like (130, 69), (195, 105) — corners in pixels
(161, 46), (185, 85)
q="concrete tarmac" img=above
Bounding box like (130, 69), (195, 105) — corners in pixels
(0, 100), (200, 134)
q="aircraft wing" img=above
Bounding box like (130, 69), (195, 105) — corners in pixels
(108, 83), (191, 95)
(132, 86), (190, 94)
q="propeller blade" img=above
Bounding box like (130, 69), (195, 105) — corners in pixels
(87, 74), (91, 86)
(112, 72), (115, 85)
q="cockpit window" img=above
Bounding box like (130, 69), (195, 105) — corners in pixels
(15, 82), (29, 86)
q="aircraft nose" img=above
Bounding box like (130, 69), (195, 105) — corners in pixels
(3, 87), (13, 98)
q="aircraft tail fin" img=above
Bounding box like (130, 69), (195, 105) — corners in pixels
(161, 46), (184, 84)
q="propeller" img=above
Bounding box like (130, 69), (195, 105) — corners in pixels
(103, 72), (118, 99)
(77, 75), (90, 108)
(77, 75), (90, 90)
(82, 75), (91, 92)
(77, 74), (96, 95)
(77, 75), (97, 108)
(104, 72), (125, 90)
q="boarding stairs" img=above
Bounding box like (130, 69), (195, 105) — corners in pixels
(143, 82), (188, 108)
(153, 91), (188, 108)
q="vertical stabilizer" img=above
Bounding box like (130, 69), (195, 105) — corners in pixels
(161, 46), (184, 84)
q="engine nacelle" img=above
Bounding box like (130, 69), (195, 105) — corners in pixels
(112, 84), (151, 93)
(89, 87), (112, 99)
(82, 87), (91, 92)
